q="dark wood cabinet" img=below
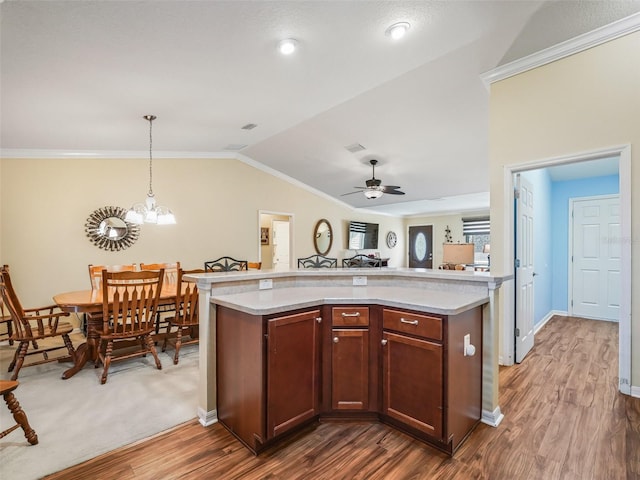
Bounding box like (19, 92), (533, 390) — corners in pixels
(381, 307), (482, 454)
(329, 306), (372, 411)
(331, 328), (369, 410)
(267, 310), (321, 439)
(217, 302), (481, 456)
(382, 331), (443, 439)
(216, 306), (321, 453)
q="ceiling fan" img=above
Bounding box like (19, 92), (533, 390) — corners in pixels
(342, 159), (405, 199)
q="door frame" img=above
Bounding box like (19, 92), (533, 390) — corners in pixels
(258, 210), (295, 269)
(500, 144), (631, 394)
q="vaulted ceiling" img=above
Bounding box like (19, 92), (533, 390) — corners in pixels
(2, 1), (638, 215)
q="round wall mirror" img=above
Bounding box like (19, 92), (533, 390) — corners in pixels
(313, 219), (333, 255)
(85, 206), (140, 251)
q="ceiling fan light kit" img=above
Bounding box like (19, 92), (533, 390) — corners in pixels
(342, 159), (405, 199)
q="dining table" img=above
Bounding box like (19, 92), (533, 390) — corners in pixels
(53, 284), (180, 379)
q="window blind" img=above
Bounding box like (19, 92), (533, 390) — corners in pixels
(462, 217), (490, 235)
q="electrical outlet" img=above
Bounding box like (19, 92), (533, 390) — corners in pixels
(353, 276), (367, 286)
(259, 279), (273, 290)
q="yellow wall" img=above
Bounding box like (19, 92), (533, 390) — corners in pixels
(0, 157), (404, 323)
(489, 32), (640, 382)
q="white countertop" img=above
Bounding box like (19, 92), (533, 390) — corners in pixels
(189, 266), (507, 286)
(210, 285), (488, 316)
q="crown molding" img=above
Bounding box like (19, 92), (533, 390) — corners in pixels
(0, 149), (238, 159)
(481, 12), (640, 87)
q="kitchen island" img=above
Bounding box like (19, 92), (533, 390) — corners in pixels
(188, 267), (509, 451)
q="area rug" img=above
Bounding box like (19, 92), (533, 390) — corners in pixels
(0, 339), (198, 480)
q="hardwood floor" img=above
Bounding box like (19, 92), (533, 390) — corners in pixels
(44, 316), (640, 480)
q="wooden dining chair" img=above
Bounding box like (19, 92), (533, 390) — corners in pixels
(85, 264), (138, 336)
(140, 262), (180, 335)
(94, 269), (164, 384)
(204, 256), (248, 272)
(0, 294), (14, 345)
(0, 265), (76, 380)
(162, 268), (204, 364)
(88, 263), (137, 290)
(0, 380), (38, 445)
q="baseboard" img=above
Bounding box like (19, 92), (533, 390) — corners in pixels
(198, 407), (218, 427)
(534, 310), (567, 334)
(631, 385), (640, 398)
(481, 406), (504, 427)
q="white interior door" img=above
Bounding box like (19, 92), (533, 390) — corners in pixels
(272, 220), (290, 270)
(515, 174), (535, 363)
(570, 195), (620, 321)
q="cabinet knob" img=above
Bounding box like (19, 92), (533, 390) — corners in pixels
(333, 336), (339, 343)
(316, 317), (322, 323)
(381, 339), (388, 346)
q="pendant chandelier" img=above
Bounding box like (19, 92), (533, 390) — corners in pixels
(125, 115), (176, 225)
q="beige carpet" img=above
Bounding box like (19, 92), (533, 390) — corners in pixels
(0, 333), (199, 480)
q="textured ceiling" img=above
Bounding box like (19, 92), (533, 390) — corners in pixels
(2, 1), (638, 216)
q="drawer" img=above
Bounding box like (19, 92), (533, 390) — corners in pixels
(383, 309), (442, 341)
(332, 306), (369, 327)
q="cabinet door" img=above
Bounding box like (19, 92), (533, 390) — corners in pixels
(382, 331), (443, 440)
(267, 309), (321, 439)
(332, 328), (369, 410)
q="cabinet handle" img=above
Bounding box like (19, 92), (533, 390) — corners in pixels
(333, 336), (339, 343)
(381, 339), (388, 346)
(341, 312), (361, 318)
(400, 318), (419, 326)
(316, 317), (322, 323)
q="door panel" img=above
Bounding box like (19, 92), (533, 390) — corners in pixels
(515, 174), (534, 363)
(382, 331), (443, 439)
(267, 310), (320, 439)
(331, 329), (369, 410)
(408, 225), (433, 268)
(272, 220), (290, 270)
(571, 196), (620, 321)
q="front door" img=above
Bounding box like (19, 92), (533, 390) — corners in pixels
(515, 174), (535, 363)
(408, 225), (433, 269)
(571, 195), (620, 321)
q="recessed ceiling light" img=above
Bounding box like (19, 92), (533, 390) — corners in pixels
(278, 39), (297, 55)
(385, 22), (410, 40)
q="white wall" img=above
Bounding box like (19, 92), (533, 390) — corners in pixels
(0, 156), (404, 326)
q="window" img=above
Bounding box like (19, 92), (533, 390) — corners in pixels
(463, 217), (490, 265)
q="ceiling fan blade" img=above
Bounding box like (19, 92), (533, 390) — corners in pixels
(340, 190), (364, 196)
(382, 186), (405, 195)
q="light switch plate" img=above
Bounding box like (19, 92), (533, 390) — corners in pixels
(259, 279), (273, 290)
(353, 276), (367, 286)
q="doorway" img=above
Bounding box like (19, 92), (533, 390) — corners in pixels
(259, 211), (294, 270)
(408, 225), (433, 269)
(503, 145), (631, 394)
